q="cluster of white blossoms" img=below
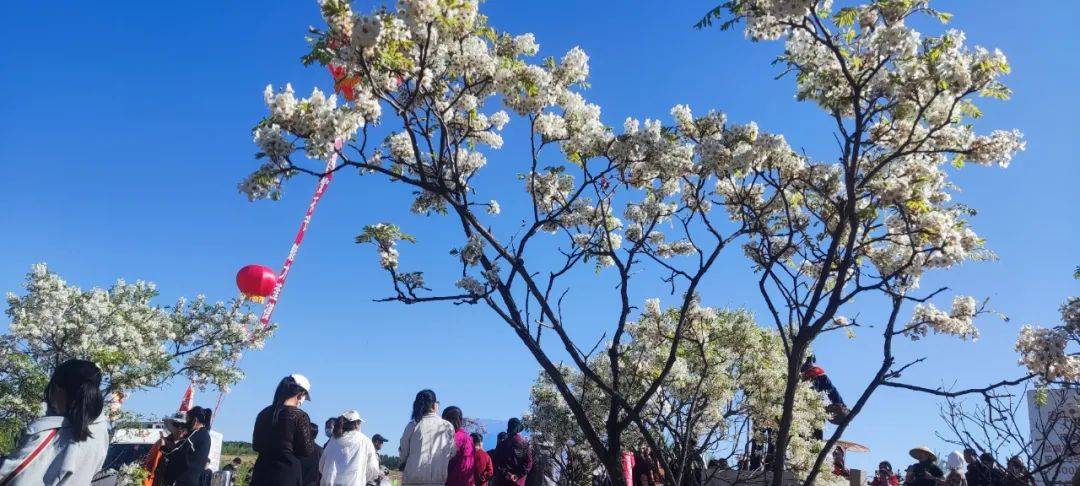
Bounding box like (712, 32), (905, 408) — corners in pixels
(3, 264), (272, 407)
(355, 223), (414, 270)
(1015, 296), (1080, 383)
(904, 295), (980, 341)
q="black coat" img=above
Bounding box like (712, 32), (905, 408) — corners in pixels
(162, 428), (212, 486)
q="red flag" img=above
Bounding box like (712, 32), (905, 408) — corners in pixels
(178, 384), (194, 413)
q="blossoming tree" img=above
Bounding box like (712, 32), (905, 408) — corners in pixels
(526, 306), (828, 484)
(241, 0), (1026, 482)
(1, 264), (273, 429)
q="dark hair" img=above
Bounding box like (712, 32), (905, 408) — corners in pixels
(334, 417), (361, 438)
(964, 448), (977, 456)
(187, 406), (213, 429)
(411, 389), (438, 422)
(326, 417), (336, 426)
(980, 452), (995, 463)
(506, 417), (523, 436)
(232, 457), (243, 464)
(442, 406), (464, 430)
(309, 422), (319, 438)
(271, 376), (308, 423)
(470, 432), (483, 445)
(46, 359), (104, 442)
(496, 432), (507, 444)
(879, 461), (893, 473)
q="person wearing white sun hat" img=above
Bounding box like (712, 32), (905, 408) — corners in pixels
(250, 374), (315, 486)
(319, 410), (382, 486)
(907, 446), (944, 486)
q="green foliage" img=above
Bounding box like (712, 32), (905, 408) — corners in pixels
(380, 454), (402, 470)
(222, 441), (256, 456)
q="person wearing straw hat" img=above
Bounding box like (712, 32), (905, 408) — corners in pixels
(907, 446), (944, 486)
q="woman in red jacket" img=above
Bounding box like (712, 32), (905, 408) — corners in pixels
(871, 461), (899, 486)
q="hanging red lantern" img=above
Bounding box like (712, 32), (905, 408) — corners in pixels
(236, 264), (278, 303)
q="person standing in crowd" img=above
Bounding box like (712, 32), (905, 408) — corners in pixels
(301, 423), (322, 486)
(325, 418), (339, 447)
(161, 406), (213, 486)
(0, 359), (108, 486)
(471, 433), (493, 486)
(871, 461), (899, 486)
(907, 446), (944, 486)
(964, 449), (990, 486)
(320, 410), (381, 486)
(399, 389), (455, 486)
(144, 412), (186, 486)
(1005, 456), (1034, 486)
(250, 374), (315, 486)
(371, 434), (388, 453)
(488, 433), (506, 460)
(444, 406), (475, 486)
(493, 418), (531, 486)
(945, 451), (968, 486)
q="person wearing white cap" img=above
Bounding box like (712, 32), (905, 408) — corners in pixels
(250, 374), (315, 486)
(907, 446), (945, 486)
(319, 410), (382, 486)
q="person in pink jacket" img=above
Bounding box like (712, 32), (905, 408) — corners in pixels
(442, 406), (475, 486)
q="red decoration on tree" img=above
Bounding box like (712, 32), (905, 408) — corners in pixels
(236, 264), (278, 303)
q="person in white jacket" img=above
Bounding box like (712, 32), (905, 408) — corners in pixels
(398, 390), (455, 486)
(319, 410), (381, 486)
(0, 359), (109, 486)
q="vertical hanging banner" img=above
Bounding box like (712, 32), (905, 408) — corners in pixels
(1027, 388), (1080, 486)
(260, 141), (342, 327)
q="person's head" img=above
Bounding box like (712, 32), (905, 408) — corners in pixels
(335, 410), (363, 438)
(506, 417), (523, 436)
(1007, 456), (1025, 471)
(45, 359), (104, 442)
(411, 389), (438, 422)
(496, 432), (507, 445)
(471, 433), (484, 449)
(325, 418), (336, 438)
(372, 434), (388, 450)
(963, 448), (978, 463)
(186, 406), (212, 430)
(910, 446), (936, 464)
(164, 411), (187, 437)
(271, 374), (311, 421)
(980, 452), (996, 466)
(232, 457), (242, 466)
(878, 461), (893, 476)
(442, 406), (464, 431)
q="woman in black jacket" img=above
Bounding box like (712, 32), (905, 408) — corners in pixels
(162, 406), (213, 486)
(250, 374), (315, 486)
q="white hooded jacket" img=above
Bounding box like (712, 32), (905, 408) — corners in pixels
(0, 414), (109, 486)
(319, 430), (381, 486)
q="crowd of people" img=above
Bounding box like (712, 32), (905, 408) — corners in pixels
(245, 377), (541, 486)
(0, 363), (1076, 486)
(837, 445), (1042, 486)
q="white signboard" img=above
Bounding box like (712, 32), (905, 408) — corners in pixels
(1027, 389), (1080, 486)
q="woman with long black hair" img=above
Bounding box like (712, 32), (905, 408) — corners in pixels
(398, 389), (455, 486)
(0, 359), (108, 485)
(250, 374), (315, 486)
(160, 406), (213, 486)
(493, 418), (531, 486)
(443, 406), (475, 486)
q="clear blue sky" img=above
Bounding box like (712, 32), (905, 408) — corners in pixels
(1, 0), (1077, 472)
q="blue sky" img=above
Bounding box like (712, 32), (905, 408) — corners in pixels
(1, 0), (1077, 472)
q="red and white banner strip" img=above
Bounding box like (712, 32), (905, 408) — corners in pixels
(259, 140), (342, 327)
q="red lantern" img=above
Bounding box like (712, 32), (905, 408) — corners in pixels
(236, 264), (278, 303)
